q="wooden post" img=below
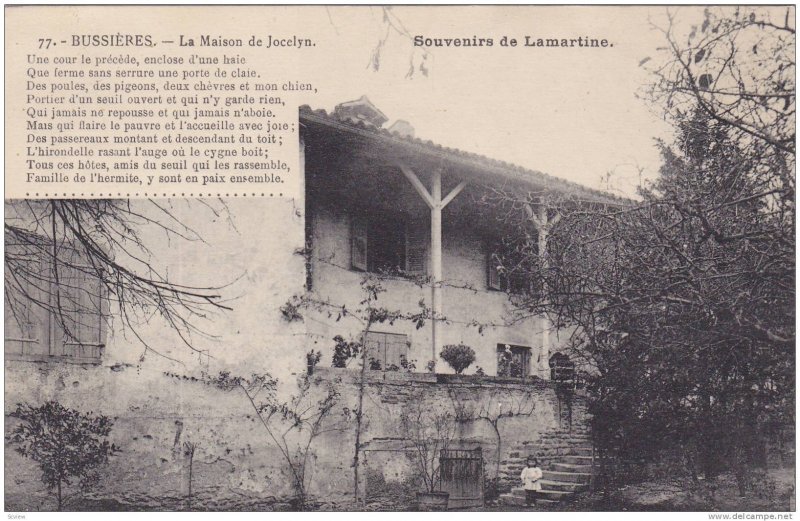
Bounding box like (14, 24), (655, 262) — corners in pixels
(397, 163), (466, 367)
(538, 204), (550, 378)
(430, 168), (442, 364)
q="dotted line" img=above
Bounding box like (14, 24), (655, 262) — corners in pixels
(23, 193), (285, 198)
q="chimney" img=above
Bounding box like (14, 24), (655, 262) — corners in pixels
(387, 119), (415, 138)
(333, 95), (388, 128)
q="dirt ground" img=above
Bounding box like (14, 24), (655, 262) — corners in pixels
(478, 468), (796, 513)
(10, 468), (794, 512)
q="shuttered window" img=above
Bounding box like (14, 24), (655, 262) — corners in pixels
(351, 211), (427, 277)
(405, 216), (428, 275)
(363, 331), (409, 370)
(351, 216), (368, 271)
(4, 248), (48, 357)
(4, 241), (106, 362)
(487, 251), (503, 291)
(487, 239), (537, 295)
(52, 259), (106, 360)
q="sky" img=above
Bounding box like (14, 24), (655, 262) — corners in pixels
(289, 5), (690, 198)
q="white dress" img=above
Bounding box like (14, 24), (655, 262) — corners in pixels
(520, 466), (543, 491)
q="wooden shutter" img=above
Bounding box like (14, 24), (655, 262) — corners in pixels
(363, 331), (409, 370)
(487, 251), (502, 291)
(351, 215), (368, 271)
(384, 333), (409, 369)
(363, 331), (385, 369)
(405, 216), (427, 275)
(52, 250), (105, 360)
(4, 245), (48, 356)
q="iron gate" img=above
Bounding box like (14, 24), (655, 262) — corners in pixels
(439, 447), (484, 509)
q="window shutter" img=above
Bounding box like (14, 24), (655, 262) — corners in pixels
(52, 250), (105, 360)
(364, 331), (409, 370)
(384, 334), (409, 369)
(77, 265), (105, 358)
(405, 217), (427, 275)
(487, 252), (502, 291)
(363, 331), (386, 369)
(351, 215), (368, 271)
(52, 260), (78, 357)
(4, 245), (47, 356)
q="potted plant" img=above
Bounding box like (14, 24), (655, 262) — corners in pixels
(440, 343), (476, 374)
(401, 399), (457, 510)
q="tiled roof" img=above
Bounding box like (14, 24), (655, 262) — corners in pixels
(300, 105), (627, 205)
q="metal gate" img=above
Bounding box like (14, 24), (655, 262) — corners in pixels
(439, 447), (484, 509)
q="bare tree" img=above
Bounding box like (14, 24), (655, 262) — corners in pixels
(481, 106), (794, 494)
(400, 395), (456, 494)
(644, 6), (795, 167)
(175, 366), (348, 509)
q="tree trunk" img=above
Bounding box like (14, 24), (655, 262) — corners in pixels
(188, 456), (194, 503)
(57, 479), (62, 511)
(352, 324), (372, 504)
(491, 421), (502, 480)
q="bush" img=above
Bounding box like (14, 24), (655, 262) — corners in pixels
(7, 401), (119, 510)
(332, 335), (361, 368)
(440, 343), (476, 374)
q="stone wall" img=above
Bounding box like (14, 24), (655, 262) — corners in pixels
(314, 368), (591, 503)
(4, 363), (589, 511)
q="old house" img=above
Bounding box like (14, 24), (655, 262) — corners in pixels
(4, 97), (621, 510)
(300, 96), (620, 378)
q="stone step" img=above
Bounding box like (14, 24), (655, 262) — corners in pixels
(539, 479), (589, 493)
(561, 455), (594, 465)
(550, 462), (593, 473)
(498, 493), (560, 507)
(510, 488), (574, 501)
(525, 440), (591, 447)
(507, 481), (586, 494)
(501, 454), (593, 471)
(542, 470), (592, 484)
(510, 446), (593, 458)
(498, 494), (524, 506)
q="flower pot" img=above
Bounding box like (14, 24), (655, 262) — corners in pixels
(416, 491), (449, 511)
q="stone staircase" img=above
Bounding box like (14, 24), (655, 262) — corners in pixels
(498, 430), (594, 507)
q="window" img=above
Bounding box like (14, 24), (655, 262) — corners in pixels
(549, 353), (576, 383)
(497, 344), (532, 378)
(487, 238), (538, 295)
(351, 212), (427, 275)
(4, 241), (106, 362)
(363, 331), (409, 371)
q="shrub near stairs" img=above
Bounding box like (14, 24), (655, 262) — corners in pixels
(498, 430), (594, 507)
